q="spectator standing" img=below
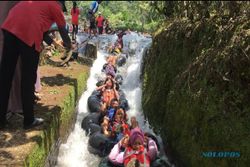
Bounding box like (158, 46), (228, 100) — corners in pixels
(89, 12), (97, 36)
(71, 1), (80, 40)
(96, 12), (105, 34)
(0, 1), (22, 116)
(0, 1), (71, 130)
(87, 1), (102, 36)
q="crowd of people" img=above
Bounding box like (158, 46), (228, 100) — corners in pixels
(0, 1), (71, 130)
(0, 1), (159, 166)
(86, 35), (159, 166)
(0, 0), (108, 130)
(70, 0), (112, 38)
(71, 1), (159, 166)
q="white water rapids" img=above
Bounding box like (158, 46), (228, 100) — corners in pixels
(56, 32), (166, 167)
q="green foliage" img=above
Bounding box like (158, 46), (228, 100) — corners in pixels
(24, 71), (89, 167)
(64, 1), (250, 33)
(142, 13), (250, 167)
(149, 1), (249, 20)
(65, 1), (165, 33)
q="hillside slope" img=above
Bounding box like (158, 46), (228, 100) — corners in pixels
(142, 15), (249, 167)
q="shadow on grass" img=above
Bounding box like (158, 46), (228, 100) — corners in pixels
(0, 74), (79, 165)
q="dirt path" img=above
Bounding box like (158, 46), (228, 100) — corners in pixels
(0, 56), (90, 166)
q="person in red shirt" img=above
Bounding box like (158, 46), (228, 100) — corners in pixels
(0, 1), (71, 130)
(71, 1), (80, 40)
(96, 12), (105, 35)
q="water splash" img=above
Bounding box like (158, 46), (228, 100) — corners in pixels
(56, 33), (164, 167)
(56, 50), (105, 167)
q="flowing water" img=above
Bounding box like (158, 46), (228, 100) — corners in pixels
(56, 32), (170, 167)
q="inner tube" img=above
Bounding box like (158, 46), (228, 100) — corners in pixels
(144, 132), (170, 167)
(115, 74), (123, 85)
(87, 123), (102, 135)
(151, 157), (170, 167)
(87, 92), (102, 113)
(116, 56), (126, 67)
(81, 112), (101, 131)
(98, 132), (170, 167)
(99, 156), (123, 167)
(91, 90), (101, 96)
(88, 131), (116, 157)
(118, 90), (129, 111)
(144, 132), (160, 150)
(99, 156), (169, 167)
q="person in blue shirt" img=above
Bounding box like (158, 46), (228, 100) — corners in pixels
(87, 1), (102, 36)
(89, 1), (102, 15)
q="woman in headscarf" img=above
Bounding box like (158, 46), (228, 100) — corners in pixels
(123, 127), (157, 167)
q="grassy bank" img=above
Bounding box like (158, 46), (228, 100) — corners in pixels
(24, 71), (89, 167)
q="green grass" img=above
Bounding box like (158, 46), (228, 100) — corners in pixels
(24, 71), (89, 167)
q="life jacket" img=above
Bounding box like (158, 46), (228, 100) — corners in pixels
(124, 146), (150, 167)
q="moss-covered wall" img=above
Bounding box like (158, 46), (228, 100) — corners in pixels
(142, 15), (250, 167)
(24, 72), (89, 167)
